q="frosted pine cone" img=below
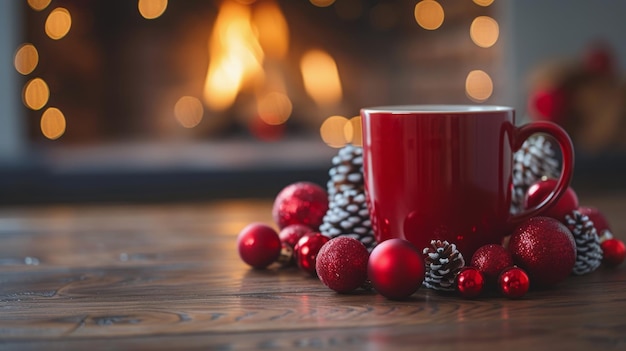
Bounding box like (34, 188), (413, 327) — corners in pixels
(511, 135), (560, 213)
(565, 210), (603, 275)
(422, 240), (465, 291)
(326, 144), (364, 198)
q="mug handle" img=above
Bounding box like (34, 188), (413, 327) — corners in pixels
(508, 121), (575, 225)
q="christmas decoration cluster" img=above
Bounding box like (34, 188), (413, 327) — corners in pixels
(236, 144), (625, 301)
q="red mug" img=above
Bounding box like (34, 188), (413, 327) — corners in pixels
(361, 105), (574, 258)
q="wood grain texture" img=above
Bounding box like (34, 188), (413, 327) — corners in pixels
(0, 194), (625, 350)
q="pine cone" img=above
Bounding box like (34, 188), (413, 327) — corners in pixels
(565, 210), (603, 275)
(422, 240), (465, 291)
(320, 145), (376, 250)
(511, 135), (560, 214)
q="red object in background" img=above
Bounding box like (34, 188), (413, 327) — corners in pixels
(316, 237), (369, 293)
(455, 267), (485, 299)
(272, 182), (328, 230)
(578, 206), (613, 240)
(508, 217), (576, 287)
(584, 42), (616, 75)
(498, 267), (530, 299)
(249, 116), (286, 142)
(601, 238), (626, 267)
(237, 223), (282, 269)
(528, 88), (567, 124)
(367, 239), (425, 300)
(525, 178), (579, 222)
(279, 224), (313, 249)
(470, 244), (514, 285)
(294, 232), (330, 276)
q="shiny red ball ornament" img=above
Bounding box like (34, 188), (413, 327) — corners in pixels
(316, 237), (369, 293)
(499, 267), (530, 299)
(237, 223), (282, 269)
(455, 267), (485, 299)
(279, 224), (313, 248)
(470, 244), (514, 285)
(294, 232), (330, 276)
(368, 239), (425, 300)
(508, 217), (576, 287)
(578, 206), (613, 241)
(272, 182), (328, 230)
(525, 178), (579, 221)
(601, 238), (626, 267)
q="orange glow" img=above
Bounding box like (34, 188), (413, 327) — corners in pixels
(320, 115), (349, 148)
(257, 92), (292, 125)
(414, 0), (444, 30)
(203, 1), (264, 111)
(138, 0), (168, 20)
(473, 0), (495, 6)
(253, 1), (289, 59)
(27, 0), (51, 11)
(14, 44), (39, 75)
(23, 78), (49, 110)
(40, 107), (66, 140)
(470, 16), (499, 48)
(466, 70), (493, 102)
(310, 0), (336, 7)
(344, 116), (362, 146)
(45, 8), (72, 40)
(174, 96), (204, 128)
(300, 49), (343, 106)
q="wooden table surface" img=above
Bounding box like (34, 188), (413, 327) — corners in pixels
(1, 192), (625, 350)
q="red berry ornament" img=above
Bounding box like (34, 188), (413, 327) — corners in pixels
(470, 244), (514, 284)
(601, 238), (626, 267)
(456, 267), (485, 299)
(368, 239), (425, 300)
(272, 182), (328, 230)
(578, 207), (613, 240)
(316, 237), (369, 293)
(508, 217), (576, 287)
(279, 224), (313, 248)
(294, 232), (330, 276)
(525, 178), (579, 221)
(499, 267), (530, 299)
(237, 223), (281, 269)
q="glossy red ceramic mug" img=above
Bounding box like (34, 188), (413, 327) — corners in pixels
(361, 105), (574, 258)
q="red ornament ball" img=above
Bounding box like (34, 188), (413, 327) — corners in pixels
(578, 206), (613, 240)
(529, 88), (566, 124)
(237, 223), (281, 269)
(601, 238), (626, 267)
(272, 182), (328, 230)
(455, 267), (485, 299)
(368, 239), (425, 300)
(316, 237), (369, 293)
(294, 232), (330, 276)
(279, 224), (313, 248)
(525, 178), (579, 221)
(470, 244), (514, 284)
(508, 217), (576, 287)
(499, 267), (530, 299)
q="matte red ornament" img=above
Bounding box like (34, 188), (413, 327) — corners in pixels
(316, 237), (369, 293)
(294, 232), (330, 276)
(279, 224), (313, 248)
(525, 178), (579, 221)
(456, 267), (485, 299)
(499, 267), (530, 299)
(578, 206), (613, 240)
(470, 244), (514, 284)
(272, 182), (328, 230)
(237, 223), (281, 269)
(601, 239), (626, 267)
(508, 217), (576, 287)
(368, 239), (425, 300)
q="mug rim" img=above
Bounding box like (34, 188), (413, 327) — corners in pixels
(361, 104), (513, 114)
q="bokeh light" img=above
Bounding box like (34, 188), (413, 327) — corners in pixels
(27, 0), (51, 11)
(470, 16), (499, 48)
(138, 0), (168, 20)
(465, 70), (493, 102)
(174, 96), (204, 128)
(14, 43), (39, 75)
(414, 0), (444, 30)
(45, 8), (72, 40)
(253, 1), (289, 59)
(300, 49), (343, 106)
(473, 0), (495, 7)
(23, 78), (50, 110)
(310, 0), (336, 8)
(40, 107), (66, 140)
(343, 116), (363, 146)
(257, 92), (292, 125)
(320, 115), (349, 148)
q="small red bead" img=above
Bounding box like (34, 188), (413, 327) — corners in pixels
(368, 239), (425, 300)
(237, 223), (281, 269)
(601, 239), (626, 267)
(294, 232), (330, 276)
(456, 267), (485, 299)
(499, 267), (530, 299)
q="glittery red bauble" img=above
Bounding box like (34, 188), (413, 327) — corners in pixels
(294, 232), (330, 276)
(508, 217), (576, 287)
(525, 178), (579, 221)
(499, 267), (530, 299)
(578, 206), (613, 239)
(471, 244), (514, 285)
(316, 237), (369, 293)
(237, 223), (281, 269)
(368, 239), (425, 300)
(272, 182), (328, 230)
(455, 267), (485, 299)
(601, 239), (626, 267)
(279, 224), (313, 248)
